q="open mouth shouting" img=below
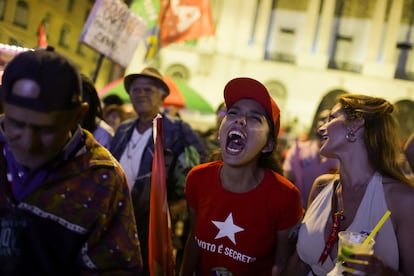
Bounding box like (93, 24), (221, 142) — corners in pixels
(226, 129), (247, 154)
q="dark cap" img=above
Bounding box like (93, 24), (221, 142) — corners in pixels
(1, 48), (82, 112)
(124, 67), (170, 95)
(224, 77), (281, 138)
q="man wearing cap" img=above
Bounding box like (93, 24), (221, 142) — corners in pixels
(0, 49), (142, 274)
(110, 67), (206, 275)
(180, 77), (303, 275)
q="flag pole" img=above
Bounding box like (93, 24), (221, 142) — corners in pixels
(149, 115), (175, 276)
(92, 54), (104, 83)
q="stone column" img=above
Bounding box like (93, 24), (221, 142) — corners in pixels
(361, 0), (387, 76)
(383, 0), (404, 64)
(297, 0), (335, 69)
(362, 0), (403, 78)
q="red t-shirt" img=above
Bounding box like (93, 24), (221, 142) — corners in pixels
(185, 161), (303, 276)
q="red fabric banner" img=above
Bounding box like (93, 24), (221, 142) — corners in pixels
(37, 22), (48, 48)
(148, 115), (175, 276)
(158, 0), (215, 47)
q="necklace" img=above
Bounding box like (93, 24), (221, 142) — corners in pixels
(126, 130), (148, 158)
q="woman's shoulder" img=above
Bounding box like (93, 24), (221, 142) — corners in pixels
(307, 173), (338, 207)
(313, 173), (338, 189)
(382, 176), (414, 199)
(382, 176), (414, 223)
(382, 176), (414, 195)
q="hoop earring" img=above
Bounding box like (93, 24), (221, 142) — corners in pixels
(346, 129), (356, 143)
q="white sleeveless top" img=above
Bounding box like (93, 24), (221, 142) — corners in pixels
(297, 172), (398, 275)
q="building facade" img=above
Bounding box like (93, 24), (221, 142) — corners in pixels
(0, 0), (121, 89)
(141, 0), (414, 133)
(1, 0), (414, 134)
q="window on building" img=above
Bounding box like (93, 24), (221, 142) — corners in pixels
(165, 63), (190, 81)
(0, 0), (6, 20)
(394, 1), (414, 81)
(394, 42), (414, 80)
(406, 48), (414, 79)
(328, 0), (374, 73)
(59, 24), (70, 48)
(76, 43), (85, 56)
(13, 0), (29, 28)
(9, 38), (22, 47)
(67, 0), (74, 12)
(264, 0), (307, 63)
(43, 13), (51, 29)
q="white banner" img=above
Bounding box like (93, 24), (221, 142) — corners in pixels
(80, 0), (147, 68)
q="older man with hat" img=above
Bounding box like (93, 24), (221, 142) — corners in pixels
(110, 67), (206, 275)
(0, 48), (142, 274)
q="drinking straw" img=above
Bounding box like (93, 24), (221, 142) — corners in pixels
(363, 210), (391, 245)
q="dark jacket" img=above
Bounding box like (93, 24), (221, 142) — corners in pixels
(109, 114), (206, 275)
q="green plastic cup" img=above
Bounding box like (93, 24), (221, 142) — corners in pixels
(337, 231), (375, 262)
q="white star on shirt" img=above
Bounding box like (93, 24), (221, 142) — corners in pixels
(212, 213), (244, 245)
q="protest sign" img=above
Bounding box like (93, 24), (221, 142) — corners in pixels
(80, 0), (147, 68)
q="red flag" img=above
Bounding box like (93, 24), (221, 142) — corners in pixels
(149, 115), (175, 276)
(158, 0), (215, 47)
(37, 21), (48, 48)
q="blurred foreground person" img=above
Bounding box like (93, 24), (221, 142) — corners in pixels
(0, 49), (142, 274)
(180, 77), (303, 276)
(284, 94), (414, 276)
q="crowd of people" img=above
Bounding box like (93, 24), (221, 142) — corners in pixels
(1, 47), (414, 275)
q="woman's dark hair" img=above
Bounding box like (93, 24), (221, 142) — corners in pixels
(81, 74), (104, 133)
(258, 115), (283, 174)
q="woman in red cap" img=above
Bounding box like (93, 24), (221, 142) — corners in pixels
(180, 77), (303, 276)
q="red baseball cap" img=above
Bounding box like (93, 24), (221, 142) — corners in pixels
(224, 77), (280, 138)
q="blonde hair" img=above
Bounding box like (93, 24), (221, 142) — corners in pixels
(340, 94), (412, 185)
